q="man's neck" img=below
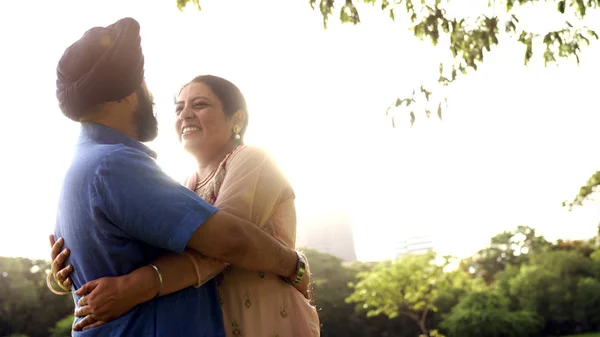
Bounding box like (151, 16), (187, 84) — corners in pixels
(81, 117), (137, 141)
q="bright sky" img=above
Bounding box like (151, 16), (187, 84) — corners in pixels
(0, 0), (599, 262)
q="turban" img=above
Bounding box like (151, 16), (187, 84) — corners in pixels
(56, 17), (145, 121)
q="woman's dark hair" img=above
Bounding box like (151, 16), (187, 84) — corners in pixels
(180, 75), (249, 138)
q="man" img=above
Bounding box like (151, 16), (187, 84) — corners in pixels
(53, 17), (306, 336)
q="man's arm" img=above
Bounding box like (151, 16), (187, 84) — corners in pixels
(187, 211), (299, 279)
(98, 147), (298, 280)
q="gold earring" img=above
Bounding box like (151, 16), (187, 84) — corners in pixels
(233, 126), (241, 141)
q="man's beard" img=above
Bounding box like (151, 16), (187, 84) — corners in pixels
(133, 87), (158, 142)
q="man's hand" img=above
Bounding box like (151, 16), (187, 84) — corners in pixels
(49, 234), (74, 290)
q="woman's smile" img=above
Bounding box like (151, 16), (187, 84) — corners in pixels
(181, 125), (202, 138)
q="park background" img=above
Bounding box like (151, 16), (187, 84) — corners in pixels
(1, 0), (600, 336)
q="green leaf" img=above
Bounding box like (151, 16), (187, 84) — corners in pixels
(558, 0), (566, 13)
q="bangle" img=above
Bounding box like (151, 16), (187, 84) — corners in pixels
(148, 263), (163, 298)
(183, 253), (202, 288)
(54, 273), (72, 292)
(46, 272), (70, 295)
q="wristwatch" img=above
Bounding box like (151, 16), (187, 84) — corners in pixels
(283, 251), (306, 286)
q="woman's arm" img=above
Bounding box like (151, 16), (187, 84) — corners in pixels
(71, 249), (228, 331)
(116, 249), (228, 302)
(49, 234), (228, 299)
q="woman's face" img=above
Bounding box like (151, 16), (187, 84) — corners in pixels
(175, 82), (236, 161)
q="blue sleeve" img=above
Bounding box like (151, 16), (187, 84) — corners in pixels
(94, 146), (218, 253)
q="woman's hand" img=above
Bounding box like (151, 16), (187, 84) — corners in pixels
(72, 275), (138, 331)
(49, 234), (74, 290)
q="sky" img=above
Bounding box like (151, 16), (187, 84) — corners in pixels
(0, 0), (599, 262)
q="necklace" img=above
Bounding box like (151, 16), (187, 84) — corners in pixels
(193, 145), (244, 191)
(195, 169), (217, 190)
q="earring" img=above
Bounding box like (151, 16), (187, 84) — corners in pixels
(233, 126), (241, 141)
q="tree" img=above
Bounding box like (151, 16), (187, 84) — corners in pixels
(461, 225), (552, 284)
(507, 250), (600, 335)
(304, 249), (411, 337)
(0, 257), (73, 337)
(48, 316), (74, 337)
(573, 277), (600, 331)
(175, 0), (599, 126)
(440, 290), (542, 337)
(564, 171), (600, 210)
(346, 251), (476, 337)
(553, 238), (597, 258)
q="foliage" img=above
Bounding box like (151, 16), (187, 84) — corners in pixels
(342, 226), (600, 337)
(48, 316), (74, 337)
(175, 0), (599, 126)
(441, 290), (542, 337)
(573, 277), (600, 331)
(461, 225), (551, 284)
(304, 249), (414, 337)
(565, 171), (600, 210)
(347, 251), (439, 319)
(507, 250), (600, 335)
(419, 330), (445, 337)
(0, 257), (73, 337)
(345, 250), (473, 336)
(3, 233), (600, 337)
(553, 238), (598, 258)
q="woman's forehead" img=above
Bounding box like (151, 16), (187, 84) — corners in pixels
(177, 82), (215, 101)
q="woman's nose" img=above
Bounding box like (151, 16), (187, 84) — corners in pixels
(179, 106), (194, 120)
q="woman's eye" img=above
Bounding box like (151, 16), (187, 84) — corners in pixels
(194, 103), (206, 109)
(175, 107), (182, 114)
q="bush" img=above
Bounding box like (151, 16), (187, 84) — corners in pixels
(48, 316), (74, 337)
(441, 291), (542, 337)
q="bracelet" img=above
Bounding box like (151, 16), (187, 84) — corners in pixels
(148, 263), (163, 298)
(183, 253), (203, 288)
(54, 273), (72, 292)
(46, 272), (70, 295)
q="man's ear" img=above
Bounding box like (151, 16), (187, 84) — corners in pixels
(122, 91), (137, 106)
(126, 81), (150, 106)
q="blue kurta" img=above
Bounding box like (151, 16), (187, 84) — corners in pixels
(55, 122), (224, 337)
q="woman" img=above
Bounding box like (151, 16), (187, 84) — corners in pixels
(48, 75), (320, 336)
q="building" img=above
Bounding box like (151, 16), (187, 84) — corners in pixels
(395, 235), (434, 259)
(297, 210), (357, 262)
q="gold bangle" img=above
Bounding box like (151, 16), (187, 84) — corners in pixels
(183, 253), (202, 288)
(54, 273), (72, 292)
(46, 272), (70, 295)
(148, 264), (163, 297)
